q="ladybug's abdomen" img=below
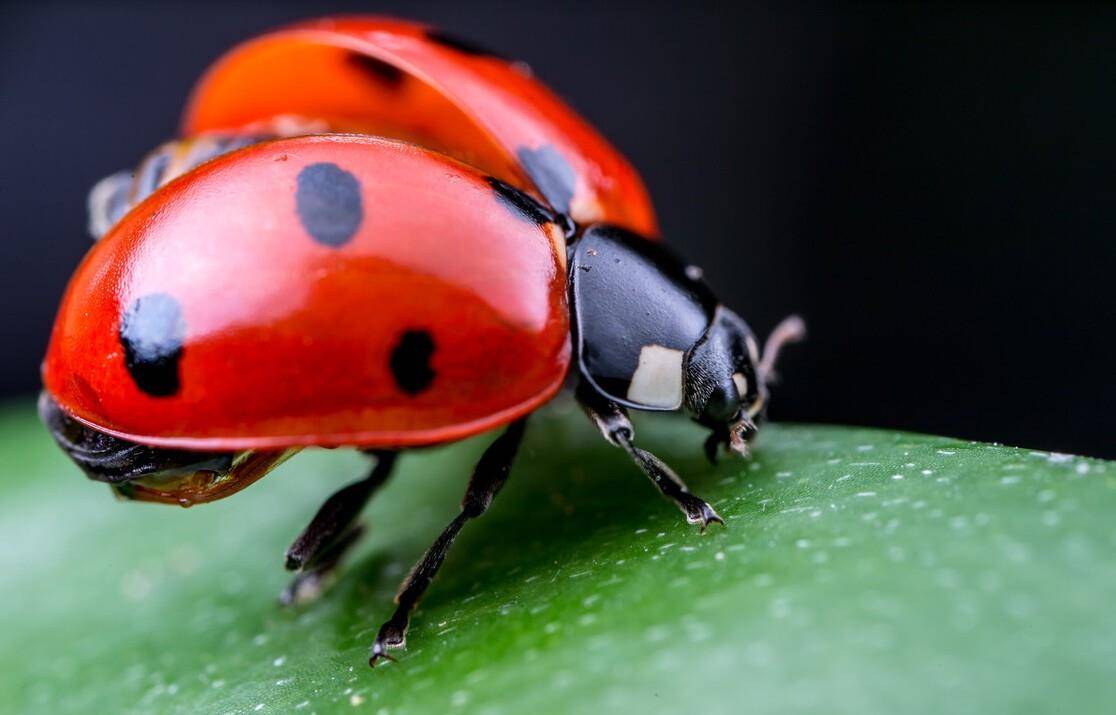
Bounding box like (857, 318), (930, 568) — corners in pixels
(43, 135), (570, 450)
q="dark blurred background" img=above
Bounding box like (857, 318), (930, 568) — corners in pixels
(1, 1), (1112, 456)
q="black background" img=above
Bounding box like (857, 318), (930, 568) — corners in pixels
(1, 1), (1112, 456)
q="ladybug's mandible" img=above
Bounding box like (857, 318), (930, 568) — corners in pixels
(41, 16), (804, 667)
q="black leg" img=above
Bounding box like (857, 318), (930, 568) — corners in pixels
(281, 450), (397, 606)
(703, 423), (730, 465)
(576, 380), (723, 530)
(368, 419), (527, 667)
(701, 416), (759, 464)
(281, 524), (366, 605)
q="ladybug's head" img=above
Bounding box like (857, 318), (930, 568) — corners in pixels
(38, 392), (290, 506)
(683, 308), (806, 456)
(568, 224), (804, 457)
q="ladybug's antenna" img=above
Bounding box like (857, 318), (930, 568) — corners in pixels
(759, 314), (807, 385)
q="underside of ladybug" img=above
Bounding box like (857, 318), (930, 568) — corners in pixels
(40, 17), (804, 667)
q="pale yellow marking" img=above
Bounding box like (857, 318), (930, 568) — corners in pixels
(627, 344), (684, 409)
(746, 335), (760, 364)
(732, 372), (748, 398)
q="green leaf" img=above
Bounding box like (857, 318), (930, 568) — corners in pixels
(2, 399), (1114, 714)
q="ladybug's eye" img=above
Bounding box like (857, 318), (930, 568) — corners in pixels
(700, 376), (743, 424)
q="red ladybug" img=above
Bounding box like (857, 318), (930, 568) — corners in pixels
(41, 18), (804, 667)
(182, 16), (659, 237)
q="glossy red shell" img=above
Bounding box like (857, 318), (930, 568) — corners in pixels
(181, 16), (659, 237)
(42, 135), (571, 450)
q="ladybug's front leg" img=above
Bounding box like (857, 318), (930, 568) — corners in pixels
(576, 380), (724, 531)
(281, 451), (397, 605)
(368, 418), (527, 667)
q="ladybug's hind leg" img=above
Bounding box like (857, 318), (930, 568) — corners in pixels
(576, 380), (724, 531)
(281, 451), (397, 606)
(368, 418), (527, 667)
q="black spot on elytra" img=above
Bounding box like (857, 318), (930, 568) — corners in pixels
(296, 163), (364, 247)
(517, 145), (576, 215)
(346, 52), (406, 87)
(486, 176), (554, 227)
(389, 330), (436, 395)
(425, 28), (510, 61)
(119, 293), (185, 397)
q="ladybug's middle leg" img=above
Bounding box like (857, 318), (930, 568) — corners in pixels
(368, 418), (527, 667)
(576, 379), (724, 531)
(281, 450), (397, 605)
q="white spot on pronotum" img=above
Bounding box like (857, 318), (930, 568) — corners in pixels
(732, 372), (748, 397)
(685, 265), (704, 281)
(626, 344), (684, 408)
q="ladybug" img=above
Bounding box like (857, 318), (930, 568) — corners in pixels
(41, 18), (805, 667)
(180, 16), (659, 237)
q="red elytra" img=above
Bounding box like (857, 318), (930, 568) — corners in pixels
(181, 15), (659, 238)
(41, 135), (571, 451)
